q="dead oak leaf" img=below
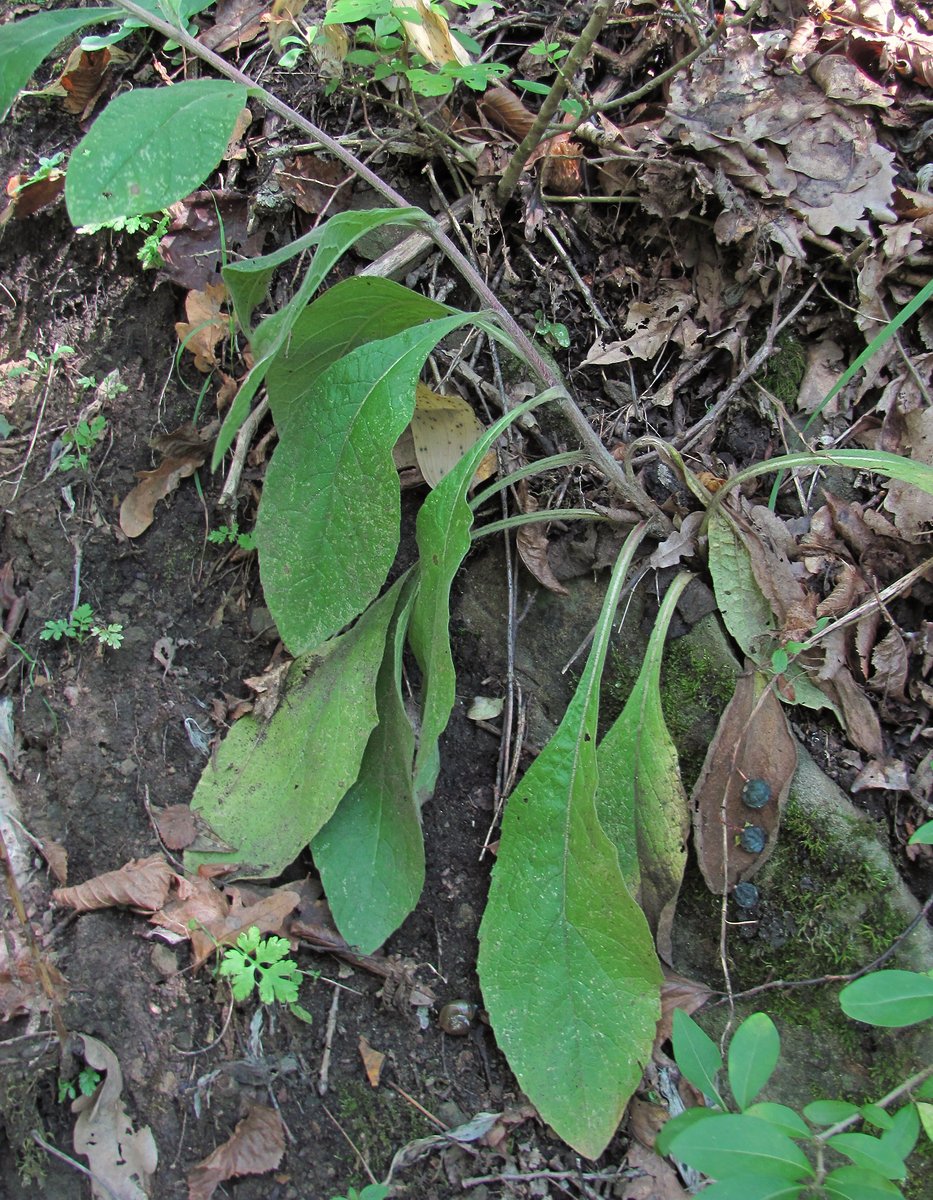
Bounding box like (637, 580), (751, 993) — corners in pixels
(53, 853), (176, 913)
(120, 433), (208, 538)
(187, 1104), (285, 1200)
(175, 282), (230, 372)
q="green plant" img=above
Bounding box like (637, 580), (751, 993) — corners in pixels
(39, 603), (124, 649)
(658, 970), (933, 1198)
(6, 344), (74, 381)
(58, 413), (106, 471)
(514, 38), (582, 118)
(207, 521), (255, 550)
(77, 210), (170, 269)
(217, 926), (314, 1023)
(331, 1185), (390, 1200)
(12, 150), (65, 192)
(533, 309), (570, 349)
(57, 1067), (101, 1103)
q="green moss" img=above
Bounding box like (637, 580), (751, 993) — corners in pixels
(756, 333), (806, 407)
(333, 1077), (433, 1181)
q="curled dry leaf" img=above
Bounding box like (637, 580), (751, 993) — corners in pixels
(1, 169), (65, 224)
(187, 1104), (285, 1200)
(53, 853), (176, 913)
(691, 668), (798, 894)
(359, 1035), (385, 1087)
(175, 282), (231, 372)
(119, 432), (209, 538)
(199, 0), (268, 53)
(399, 0), (470, 65)
(39, 45), (125, 116)
(72, 1034), (158, 1200)
(0, 931), (68, 1022)
(515, 486), (568, 596)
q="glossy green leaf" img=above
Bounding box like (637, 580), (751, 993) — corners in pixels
(595, 572), (691, 956)
(839, 970), (933, 1028)
(664, 1113), (814, 1181)
(744, 1103), (810, 1140)
(684, 1177), (804, 1200)
(257, 314), (474, 654)
(826, 1133), (907, 1180)
(823, 1166), (905, 1200)
(477, 527), (663, 1159)
(311, 574), (423, 953)
(655, 1106), (718, 1157)
(0, 8), (122, 120)
(66, 81), (248, 226)
(728, 1012), (781, 1111)
(804, 1100), (861, 1126)
(672, 1008), (726, 1108)
(408, 389), (550, 805)
(185, 583), (399, 878)
(879, 1104), (919, 1162)
(214, 209), (429, 466)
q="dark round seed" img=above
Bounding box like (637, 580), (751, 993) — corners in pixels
(740, 825), (767, 854)
(741, 778), (772, 809)
(733, 882), (760, 908)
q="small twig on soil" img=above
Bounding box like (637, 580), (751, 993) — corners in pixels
(317, 984), (339, 1096)
(109, 0), (664, 525)
(387, 1081), (448, 1131)
(173, 997), (234, 1056)
(31, 1130), (124, 1200)
(218, 395), (270, 512)
(322, 1103), (381, 1185)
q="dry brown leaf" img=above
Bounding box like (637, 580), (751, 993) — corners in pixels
(39, 45), (121, 116)
(160, 192), (263, 292)
(273, 154), (351, 215)
(399, 0), (470, 65)
(0, 931), (67, 1022)
(187, 1104), (285, 1200)
(515, 486), (568, 596)
(410, 382), (495, 488)
(175, 282), (230, 372)
(621, 1141), (689, 1200)
(359, 1035), (385, 1087)
(852, 758), (911, 793)
(883, 407), (933, 540)
(53, 854), (176, 913)
(198, 0), (267, 53)
(691, 668), (798, 894)
(73, 1034), (158, 1200)
(657, 966), (712, 1045)
(243, 660), (292, 723)
(153, 805), (198, 851)
(0, 169), (65, 225)
(478, 86), (535, 140)
(40, 837), (68, 884)
(120, 452), (206, 538)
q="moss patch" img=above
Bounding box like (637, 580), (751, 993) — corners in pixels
(756, 332), (806, 406)
(333, 1077), (433, 1183)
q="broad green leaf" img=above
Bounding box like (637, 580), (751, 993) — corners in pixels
(683, 1177), (804, 1200)
(823, 1166), (905, 1200)
(267, 277), (451, 443)
(66, 80), (247, 226)
(804, 1100), (860, 1125)
(664, 1113), (814, 1181)
(917, 1101), (933, 1142)
(655, 1106), (717, 1157)
(744, 1103), (810, 1139)
(80, 0), (215, 49)
(839, 970), (933, 1027)
(408, 389), (550, 804)
(0, 8), (122, 120)
(879, 1105), (919, 1161)
(908, 819), (933, 845)
(595, 571), (691, 956)
(311, 573), (424, 953)
(826, 1133), (907, 1180)
(257, 314), (475, 653)
(672, 1008), (726, 1108)
(728, 1012), (780, 1111)
(477, 527), (663, 1159)
(862, 1104), (894, 1131)
(214, 209), (429, 466)
(185, 583), (399, 878)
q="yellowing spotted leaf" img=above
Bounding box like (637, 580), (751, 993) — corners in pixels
(400, 0), (470, 66)
(411, 382), (495, 488)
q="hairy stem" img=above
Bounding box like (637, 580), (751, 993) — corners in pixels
(106, 0), (663, 525)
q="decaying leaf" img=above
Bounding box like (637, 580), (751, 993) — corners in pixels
(120, 426), (212, 538)
(515, 486), (568, 596)
(53, 854), (176, 913)
(72, 1034), (158, 1200)
(273, 154), (351, 215)
(187, 1104), (285, 1200)
(243, 660), (292, 722)
(410, 382), (495, 488)
(883, 407), (933, 540)
(199, 0), (268, 53)
(1, 167), (65, 224)
(0, 931), (67, 1022)
(175, 282), (231, 371)
(160, 192), (263, 291)
(623, 1141), (690, 1200)
(691, 668), (798, 894)
(38, 45), (125, 116)
(399, 0), (470, 66)
(359, 1035), (385, 1087)
(152, 804), (198, 851)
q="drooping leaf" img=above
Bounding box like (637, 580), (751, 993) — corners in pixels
(408, 389), (551, 805)
(672, 1008), (726, 1108)
(744, 1103), (810, 1139)
(839, 970), (933, 1028)
(0, 8), (122, 121)
(311, 573), (424, 953)
(257, 315), (476, 654)
(727, 448), (933, 502)
(825, 1133), (907, 1180)
(728, 1013), (780, 1111)
(595, 571), (691, 959)
(66, 80), (248, 226)
(477, 526), (663, 1160)
(214, 210), (429, 465)
(186, 583), (400, 878)
(664, 1113), (814, 1181)
(822, 1166), (905, 1200)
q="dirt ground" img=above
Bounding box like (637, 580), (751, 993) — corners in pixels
(1, 1), (932, 1198)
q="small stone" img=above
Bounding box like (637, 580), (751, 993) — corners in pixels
(740, 825), (767, 854)
(733, 882), (760, 908)
(741, 778), (772, 809)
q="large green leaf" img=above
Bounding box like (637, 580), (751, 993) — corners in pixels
(823, 1167), (905, 1200)
(185, 584), (400, 878)
(664, 1113), (814, 1181)
(477, 526), (663, 1160)
(0, 8), (122, 121)
(66, 80), (247, 226)
(214, 210), (429, 466)
(256, 314), (475, 654)
(728, 1013), (780, 1111)
(595, 571), (691, 959)
(408, 389), (551, 805)
(839, 970), (933, 1028)
(311, 573), (424, 953)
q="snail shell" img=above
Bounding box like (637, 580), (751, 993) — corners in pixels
(439, 1001), (477, 1035)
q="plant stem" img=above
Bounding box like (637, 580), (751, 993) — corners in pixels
(816, 1062), (933, 1142)
(108, 0), (664, 526)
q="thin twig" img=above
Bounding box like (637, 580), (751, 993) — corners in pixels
(317, 984), (340, 1096)
(218, 395), (269, 511)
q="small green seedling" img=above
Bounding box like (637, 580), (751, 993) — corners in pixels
(331, 1185), (390, 1200)
(58, 414), (106, 472)
(57, 1067), (101, 1103)
(218, 926), (314, 1023)
(534, 310), (571, 349)
(7, 344), (75, 381)
(770, 615), (832, 676)
(514, 39), (582, 117)
(208, 521), (256, 551)
(78, 211), (171, 269)
(13, 151), (66, 193)
(40, 603), (124, 649)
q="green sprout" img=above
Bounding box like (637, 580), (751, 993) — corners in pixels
(57, 1067), (101, 1103)
(218, 926), (314, 1023)
(40, 603), (124, 649)
(58, 414), (106, 472)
